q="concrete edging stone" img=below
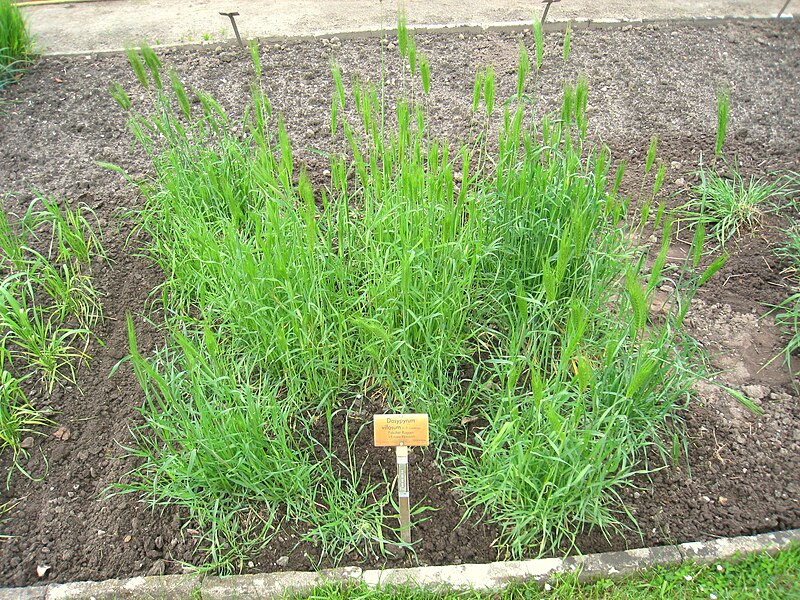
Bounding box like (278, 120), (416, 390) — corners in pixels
(1, 529), (797, 599)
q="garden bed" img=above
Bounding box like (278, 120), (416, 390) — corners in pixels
(0, 18), (798, 587)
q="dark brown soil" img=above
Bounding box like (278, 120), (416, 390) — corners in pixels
(0, 19), (798, 587)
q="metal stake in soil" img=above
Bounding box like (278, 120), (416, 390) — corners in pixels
(374, 413), (428, 544)
(778, 0), (792, 17)
(220, 12), (244, 47)
(396, 445), (411, 544)
(541, 0), (561, 25)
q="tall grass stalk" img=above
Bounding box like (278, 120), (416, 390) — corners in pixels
(115, 34), (719, 567)
(562, 25), (572, 63)
(533, 19), (544, 70)
(715, 87), (730, 157)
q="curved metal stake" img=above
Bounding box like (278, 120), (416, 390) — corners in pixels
(220, 11), (244, 47)
(542, 0), (561, 25)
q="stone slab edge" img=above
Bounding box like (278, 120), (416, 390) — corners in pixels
(43, 13), (795, 57)
(1, 529), (797, 599)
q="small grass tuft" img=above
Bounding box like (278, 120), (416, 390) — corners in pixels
(0, 349), (48, 458)
(680, 163), (783, 248)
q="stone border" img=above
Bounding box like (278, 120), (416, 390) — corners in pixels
(2, 529), (797, 599)
(43, 13), (795, 57)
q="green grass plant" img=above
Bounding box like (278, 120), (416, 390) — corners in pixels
(0, 207), (25, 270)
(533, 19), (544, 70)
(302, 417), (395, 564)
(562, 25), (572, 63)
(35, 196), (107, 266)
(0, 0), (33, 91)
(0, 347), (47, 458)
(773, 224), (800, 377)
(0, 198), (105, 456)
(715, 87), (730, 157)
(686, 91), (787, 251)
(114, 36), (725, 570)
(0, 275), (90, 391)
(680, 164), (783, 248)
(31, 253), (103, 328)
(14, 197), (104, 322)
(121, 318), (317, 569)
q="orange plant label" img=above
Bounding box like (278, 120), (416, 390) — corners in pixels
(373, 414), (429, 447)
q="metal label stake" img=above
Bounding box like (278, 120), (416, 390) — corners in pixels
(220, 12), (244, 47)
(396, 445), (411, 543)
(374, 413), (429, 544)
(541, 0), (561, 25)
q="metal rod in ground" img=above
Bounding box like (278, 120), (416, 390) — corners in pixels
(396, 445), (411, 544)
(778, 0), (791, 17)
(541, 0), (561, 25)
(220, 12), (244, 47)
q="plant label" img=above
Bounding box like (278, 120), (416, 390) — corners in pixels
(373, 414), (429, 544)
(373, 413), (429, 447)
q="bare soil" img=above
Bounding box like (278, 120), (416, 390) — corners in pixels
(0, 19), (798, 587)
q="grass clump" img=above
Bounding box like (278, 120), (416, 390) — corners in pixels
(114, 33), (723, 570)
(0, 198), (105, 460)
(0, 348), (47, 459)
(0, 0), (33, 91)
(682, 90), (788, 250)
(680, 165), (784, 248)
